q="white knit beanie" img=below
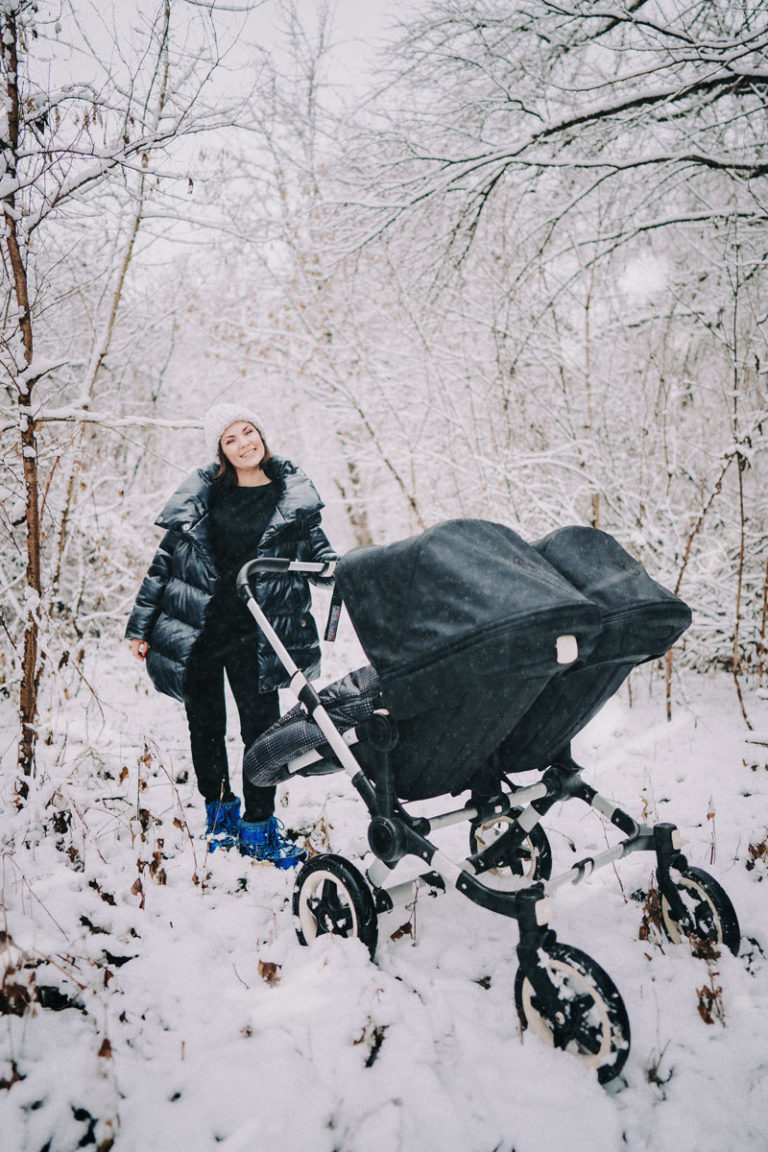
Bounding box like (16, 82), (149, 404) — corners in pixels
(203, 402), (264, 460)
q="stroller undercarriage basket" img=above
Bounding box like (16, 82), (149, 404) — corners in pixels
(236, 520), (740, 1089)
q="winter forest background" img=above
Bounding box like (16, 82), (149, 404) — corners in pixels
(4, 0), (768, 770)
(2, 2), (768, 1150)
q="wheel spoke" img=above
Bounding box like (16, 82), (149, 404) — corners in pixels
(309, 882), (354, 936)
(560, 992), (603, 1054)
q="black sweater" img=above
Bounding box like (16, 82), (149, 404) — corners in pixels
(205, 481), (280, 645)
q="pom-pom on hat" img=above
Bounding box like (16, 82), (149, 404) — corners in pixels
(203, 403), (264, 460)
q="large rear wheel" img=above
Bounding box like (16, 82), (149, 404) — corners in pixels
(514, 941), (630, 1086)
(293, 853), (378, 959)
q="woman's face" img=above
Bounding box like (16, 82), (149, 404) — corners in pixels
(220, 421), (265, 474)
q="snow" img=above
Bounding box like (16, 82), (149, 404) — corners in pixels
(618, 255), (669, 303)
(17, 359), (66, 385)
(0, 175), (19, 200)
(1, 633), (768, 1151)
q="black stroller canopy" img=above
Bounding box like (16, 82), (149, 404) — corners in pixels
(334, 519), (601, 721)
(533, 525), (691, 665)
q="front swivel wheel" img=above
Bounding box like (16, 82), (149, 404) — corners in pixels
(659, 866), (740, 956)
(514, 941), (630, 1086)
(293, 853), (378, 958)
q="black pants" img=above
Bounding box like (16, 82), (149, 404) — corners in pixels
(184, 637), (280, 823)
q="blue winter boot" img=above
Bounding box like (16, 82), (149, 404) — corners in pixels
(238, 816), (307, 869)
(205, 798), (241, 852)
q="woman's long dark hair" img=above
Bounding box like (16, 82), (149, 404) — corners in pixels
(213, 425), (273, 487)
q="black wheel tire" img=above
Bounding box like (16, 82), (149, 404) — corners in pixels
(514, 941), (630, 1087)
(293, 853), (378, 959)
(469, 809), (553, 881)
(659, 866), (741, 956)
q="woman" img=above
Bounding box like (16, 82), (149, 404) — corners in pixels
(126, 402), (337, 866)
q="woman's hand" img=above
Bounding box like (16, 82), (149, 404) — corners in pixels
(130, 638), (149, 662)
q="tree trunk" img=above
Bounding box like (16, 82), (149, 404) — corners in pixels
(2, 8), (41, 789)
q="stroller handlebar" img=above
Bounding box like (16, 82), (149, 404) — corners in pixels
(236, 557), (341, 642)
(236, 556), (337, 598)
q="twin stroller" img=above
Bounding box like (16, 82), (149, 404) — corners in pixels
(237, 519), (740, 1087)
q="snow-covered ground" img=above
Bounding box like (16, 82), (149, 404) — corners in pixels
(2, 625), (767, 1152)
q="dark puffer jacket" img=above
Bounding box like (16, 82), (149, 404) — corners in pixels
(125, 456), (336, 702)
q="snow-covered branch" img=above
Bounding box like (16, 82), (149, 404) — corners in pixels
(0, 408), (202, 435)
